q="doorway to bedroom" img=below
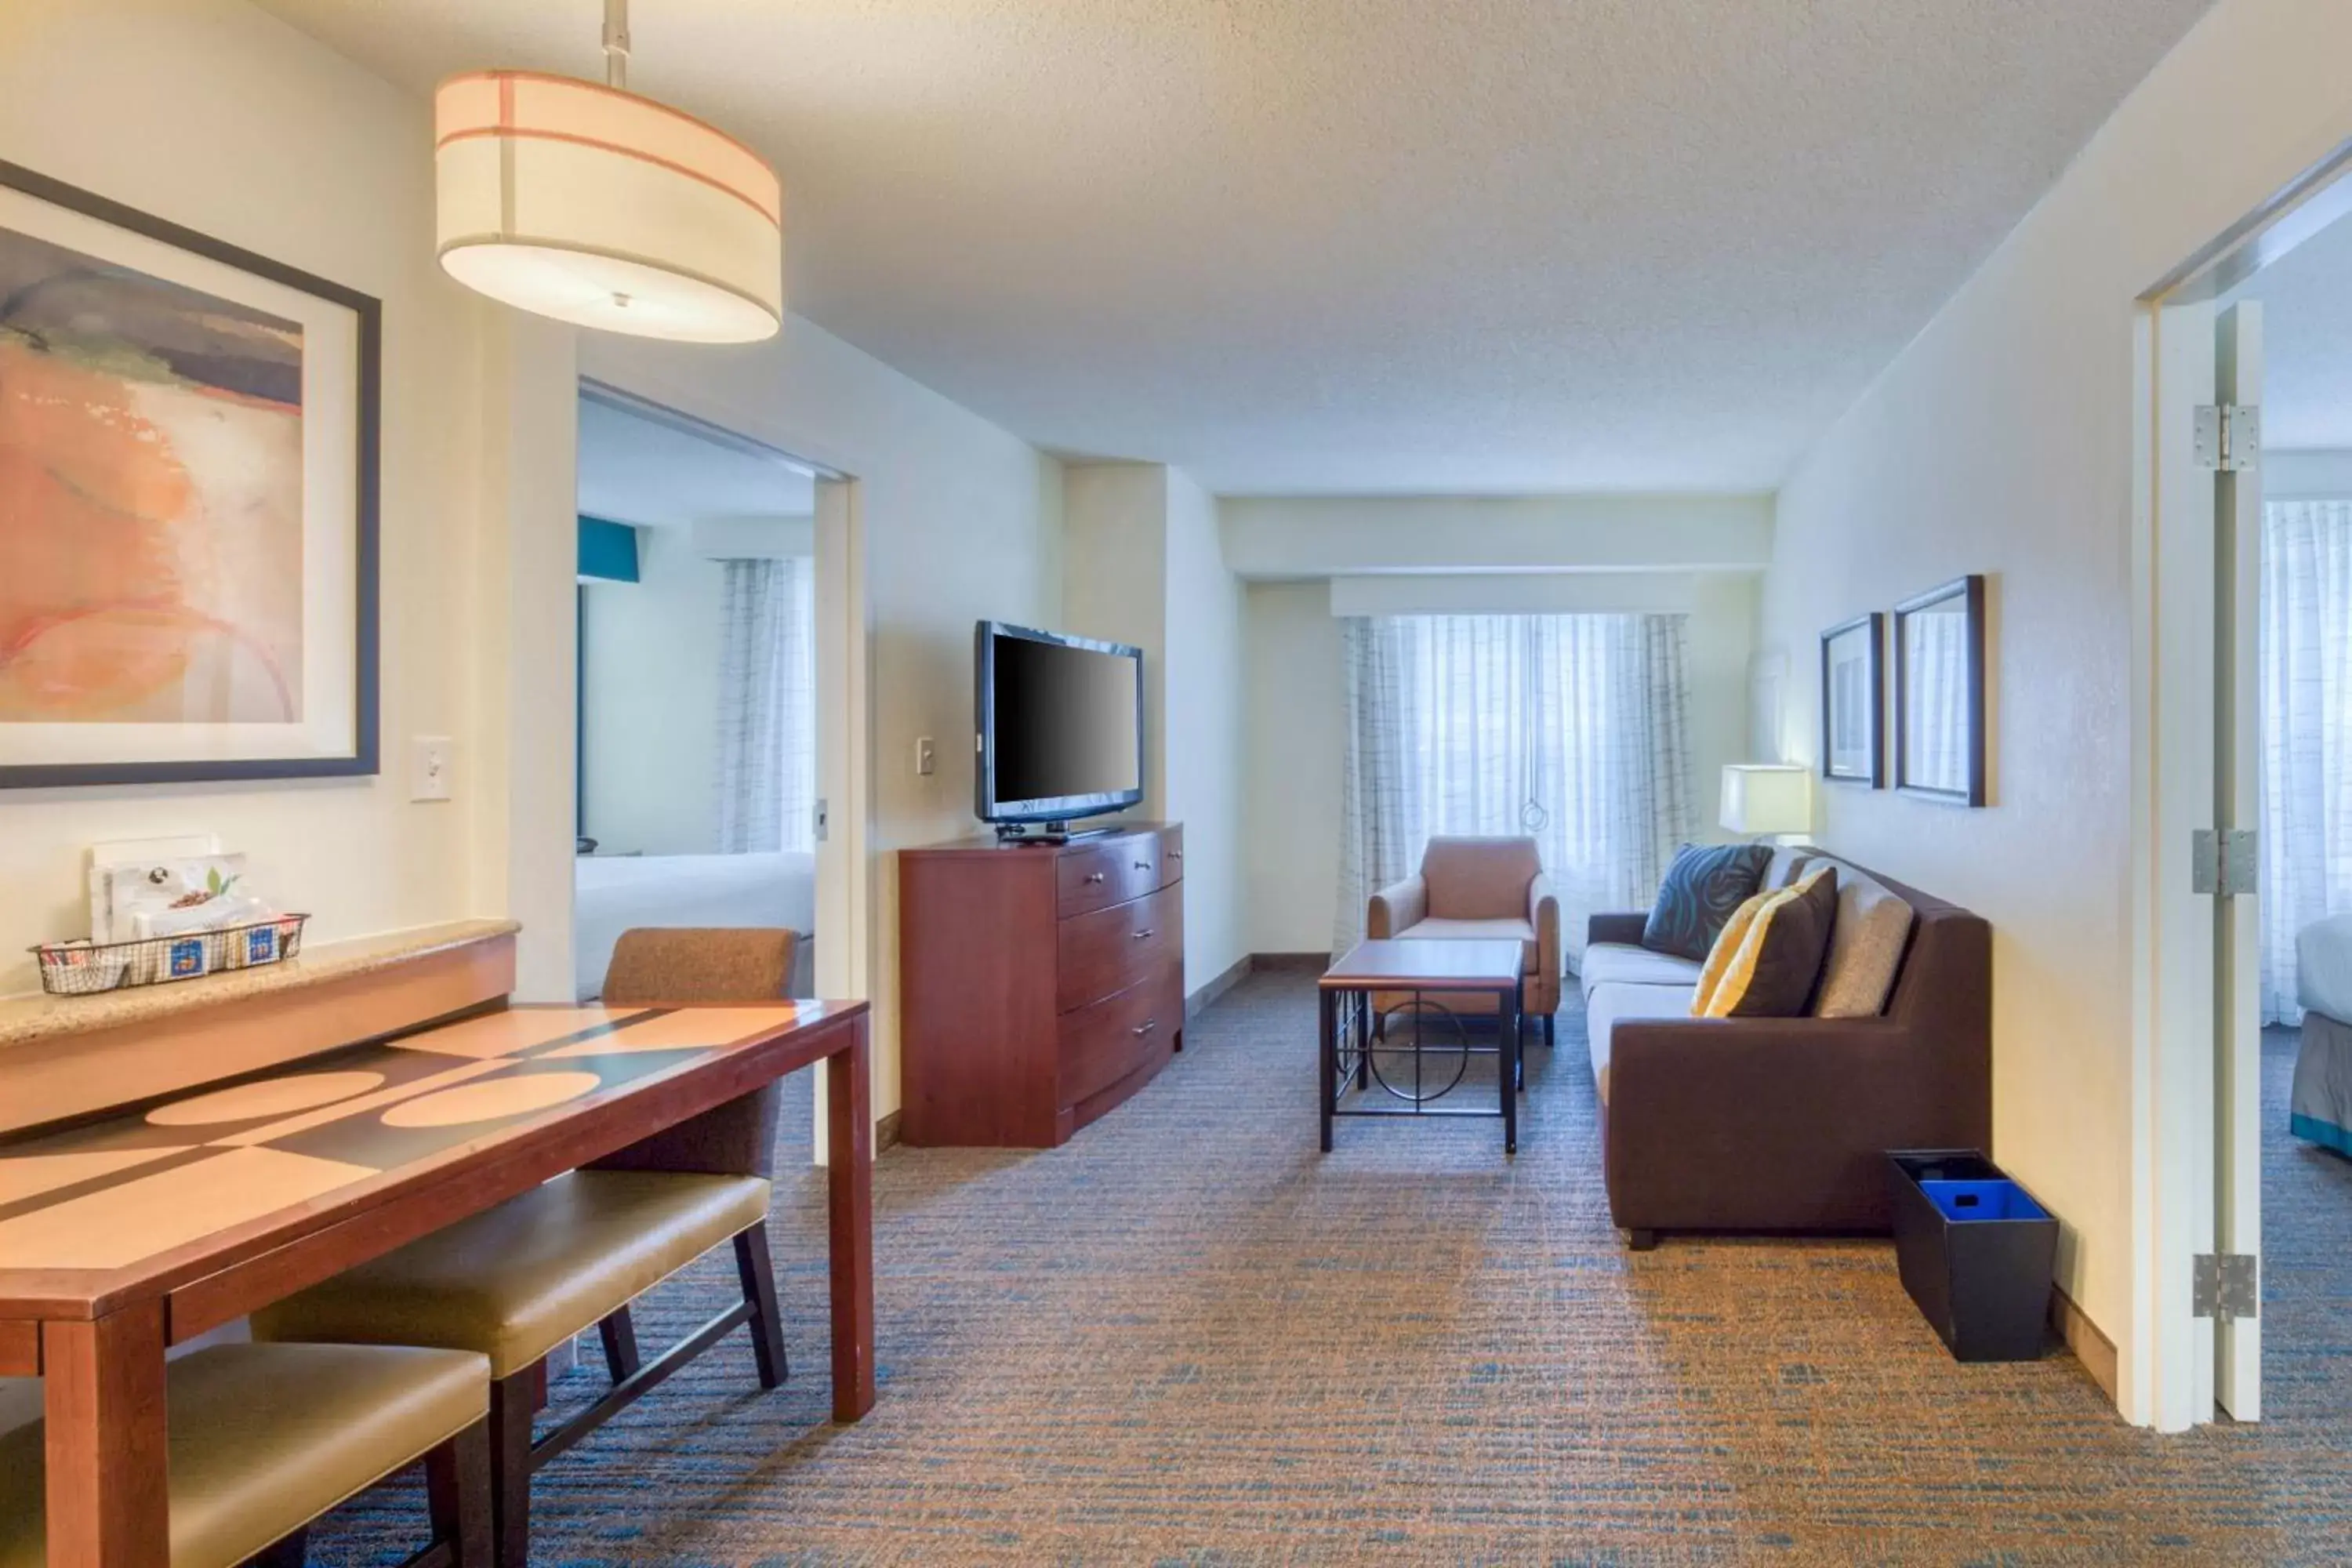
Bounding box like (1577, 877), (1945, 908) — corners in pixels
(571, 383), (830, 1005)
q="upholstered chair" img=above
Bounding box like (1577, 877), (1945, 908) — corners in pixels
(1368, 837), (1561, 1044)
(255, 927), (800, 1568)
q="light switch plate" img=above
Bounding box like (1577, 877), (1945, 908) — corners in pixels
(412, 736), (454, 802)
(915, 736), (936, 777)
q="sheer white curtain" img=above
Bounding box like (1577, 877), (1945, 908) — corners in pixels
(2260, 499), (2352, 1023)
(713, 557), (817, 854)
(1335, 613), (1694, 965)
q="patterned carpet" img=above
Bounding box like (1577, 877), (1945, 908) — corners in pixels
(313, 972), (2352, 1566)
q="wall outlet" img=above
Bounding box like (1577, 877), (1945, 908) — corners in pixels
(412, 736), (454, 802)
(915, 736), (936, 777)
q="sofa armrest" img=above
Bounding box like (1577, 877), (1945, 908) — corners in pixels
(1587, 912), (1650, 949)
(1529, 873), (1560, 978)
(1368, 875), (1427, 939)
(1603, 1015), (1956, 1232)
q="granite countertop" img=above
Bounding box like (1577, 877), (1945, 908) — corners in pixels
(0, 918), (521, 1049)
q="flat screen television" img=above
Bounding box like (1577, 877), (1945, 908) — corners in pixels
(975, 621), (1143, 832)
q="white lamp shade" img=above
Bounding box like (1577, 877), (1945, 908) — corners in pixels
(1720, 764), (1813, 836)
(435, 71), (782, 343)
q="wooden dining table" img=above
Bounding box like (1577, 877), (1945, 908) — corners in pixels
(0, 998), (875, 1568)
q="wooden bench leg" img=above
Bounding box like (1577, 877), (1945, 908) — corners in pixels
(424, 1419), (493, 1568)
(596, 1307), (641, 1383)
(487, 1368), (537, 1568)
(735, 1223), (788, 1390)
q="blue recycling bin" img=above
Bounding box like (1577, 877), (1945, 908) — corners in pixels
(1886, 1150), (2058, 1363)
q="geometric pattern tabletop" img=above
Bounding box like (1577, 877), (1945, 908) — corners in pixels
(0, 1003), (824, 1275)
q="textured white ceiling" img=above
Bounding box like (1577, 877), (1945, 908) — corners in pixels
(258, 0), (2214, 494)
(2234, 210), (2352, 453)
(578, 394), (816, 528)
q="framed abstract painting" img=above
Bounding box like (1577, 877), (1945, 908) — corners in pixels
(0, 161), (378, 788)
(1819, 611), (1885, 788)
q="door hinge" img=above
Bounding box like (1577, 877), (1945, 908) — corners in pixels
(813, 798), (829, 844)
(2192, 1253), (2259, 1321)
(2193, 403), (2261, 471)
(2190, 828), (2257, 896)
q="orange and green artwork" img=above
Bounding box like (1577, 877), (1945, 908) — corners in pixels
(0, 225), (305, 724)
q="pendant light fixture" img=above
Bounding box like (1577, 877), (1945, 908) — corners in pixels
(434, 0), (783, 343)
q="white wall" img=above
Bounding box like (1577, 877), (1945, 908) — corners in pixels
(0, 0), (483, 993)
(1161, 469), (1248, 985)
(579, 528), (725, 856)
(1222, 494), (1774, 577)
(2263, 448), (2352, 496)
(1243, 583), (1345, 953)
(1752, 0), (2352, 1417)
(1061, 463), (1250, 991)
(1240, 572), (1759, 956)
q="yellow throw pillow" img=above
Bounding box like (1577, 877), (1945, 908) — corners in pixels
(1691, 887), (1779, 1016)
(1702, 863), (1839, 1019)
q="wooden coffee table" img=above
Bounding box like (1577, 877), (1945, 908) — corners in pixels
(1318, 938), (1525, 1153)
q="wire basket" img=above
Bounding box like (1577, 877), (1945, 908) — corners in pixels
(30, 915), (310, 997)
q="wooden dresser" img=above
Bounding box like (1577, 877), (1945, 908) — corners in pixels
(898, 822), (1183, 1146)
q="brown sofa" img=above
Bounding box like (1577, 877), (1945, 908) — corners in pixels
(1370, 836), (1562, 1042)
(1583, 848), (1990, 1248)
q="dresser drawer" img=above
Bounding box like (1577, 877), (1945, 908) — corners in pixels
(1056, 829), (1177, 916)
(1058, 967), (1180, 1106)
(1056, 884), (1181, 1013)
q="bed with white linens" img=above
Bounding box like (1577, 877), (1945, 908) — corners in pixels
(573, 851), (816, 1001)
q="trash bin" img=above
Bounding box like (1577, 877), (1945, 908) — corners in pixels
(1886, 1149), (2058, 1363)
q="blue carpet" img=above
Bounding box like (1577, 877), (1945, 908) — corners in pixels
(308, 975), (2352, 1564)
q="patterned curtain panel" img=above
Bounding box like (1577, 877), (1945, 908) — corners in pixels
(1334, 612), (1694, 966)
(2259, 499), (2352, 1024)
(713, 557), (818, 855)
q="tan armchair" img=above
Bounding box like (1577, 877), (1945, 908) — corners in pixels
(1369, 836), (1561, 1044)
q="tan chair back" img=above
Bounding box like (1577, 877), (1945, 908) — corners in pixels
(1421, 836), (1542, 920)
(601, 927), (800, 1006)
(591, 927), (801, 1179)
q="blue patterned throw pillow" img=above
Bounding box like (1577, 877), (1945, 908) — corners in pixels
(1642, 842), (1774, 961)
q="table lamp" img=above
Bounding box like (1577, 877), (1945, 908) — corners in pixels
(1720, 764), (1813, 843)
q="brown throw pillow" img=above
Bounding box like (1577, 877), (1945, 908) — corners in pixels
(1701, 865), (1839, 1018)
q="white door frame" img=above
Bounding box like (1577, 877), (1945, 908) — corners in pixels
(572, 375), (877, 1165)
(2129, 140), (2352, 1432)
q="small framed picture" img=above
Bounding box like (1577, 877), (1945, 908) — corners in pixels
(1893, 575), (1988, 807)
(1820, 612), (1885, 788)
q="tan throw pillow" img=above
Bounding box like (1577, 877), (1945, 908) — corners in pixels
(1703, 865), (1839, 1018)
(1691, 889), (1776, 1017)
(1813, 877), (1915, 1018)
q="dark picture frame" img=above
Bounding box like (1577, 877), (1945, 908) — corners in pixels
(0, 159), (379, 788)
(1892, 575), (1988, 807)
(1819, 612), (1885, 788)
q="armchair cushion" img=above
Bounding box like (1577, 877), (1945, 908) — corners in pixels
(1410, 916), (1537, 974)
(1642, 842), (1773, 960)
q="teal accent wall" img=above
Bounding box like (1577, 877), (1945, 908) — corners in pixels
(579, 516), (640, 583)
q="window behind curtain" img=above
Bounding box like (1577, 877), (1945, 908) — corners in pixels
(713, 556), (818, 854)
(1336, 613), (1694, 965)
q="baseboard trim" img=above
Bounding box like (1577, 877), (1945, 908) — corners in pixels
(2050, 1284), (2118, 1402)
(1186, 955), (1254, 1021)
(1251, 952), (1332, 969)
(875, 1109), (902, 1153)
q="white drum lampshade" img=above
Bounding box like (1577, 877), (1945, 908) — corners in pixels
(1719, 764), (1813, 838)
(434, 71), (782, 343)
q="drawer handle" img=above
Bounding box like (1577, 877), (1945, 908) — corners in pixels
(1169, 848), (1183, 858)
(1083, 872), (1106, 884)
(1131, 1018), (1157, 1037)
(1134, 860), (1153, 871)
(1132, 928), (1156, 941)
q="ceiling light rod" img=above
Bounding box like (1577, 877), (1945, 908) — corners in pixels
(602, 0), (631, 89)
